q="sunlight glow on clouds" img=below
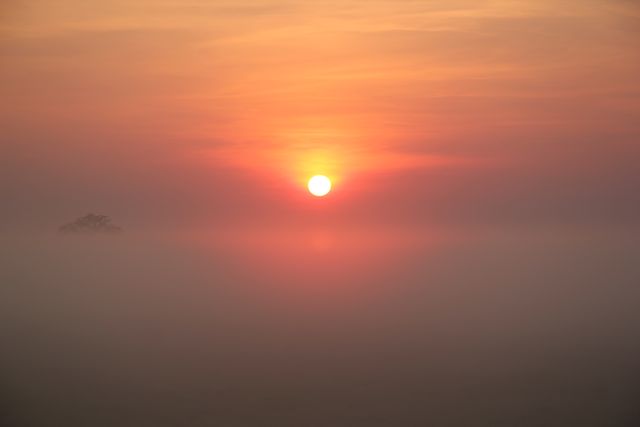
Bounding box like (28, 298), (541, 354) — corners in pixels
(1, 0), (638, 227)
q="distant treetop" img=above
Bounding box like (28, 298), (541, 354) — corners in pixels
(59, 213), (123, 234)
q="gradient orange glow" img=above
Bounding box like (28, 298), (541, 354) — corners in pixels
(1, 2), (640, 425)
(0, 0), (638, 227)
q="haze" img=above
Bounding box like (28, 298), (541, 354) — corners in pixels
(1, 1), (639, 426)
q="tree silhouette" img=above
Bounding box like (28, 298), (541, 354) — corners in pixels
(59, 213), (122, 234)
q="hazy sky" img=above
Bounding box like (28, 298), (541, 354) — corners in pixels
(1, 0), (639, 230)
(2, 2), (640, 426)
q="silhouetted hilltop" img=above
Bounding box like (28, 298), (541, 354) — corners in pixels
(59, 213), (122, 234)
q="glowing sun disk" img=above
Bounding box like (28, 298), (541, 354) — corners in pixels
(308, 175), (332, 197)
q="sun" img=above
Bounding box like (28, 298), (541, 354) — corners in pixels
(308, 175), (332, 197)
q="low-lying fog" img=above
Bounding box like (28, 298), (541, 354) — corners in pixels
(1, 225), (639, 426)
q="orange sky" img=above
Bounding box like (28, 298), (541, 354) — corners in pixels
(2, 5), (640, 423)
(1, 0), (639, 229)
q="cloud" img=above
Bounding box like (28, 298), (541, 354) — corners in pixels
(1, 0), (639, 230)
